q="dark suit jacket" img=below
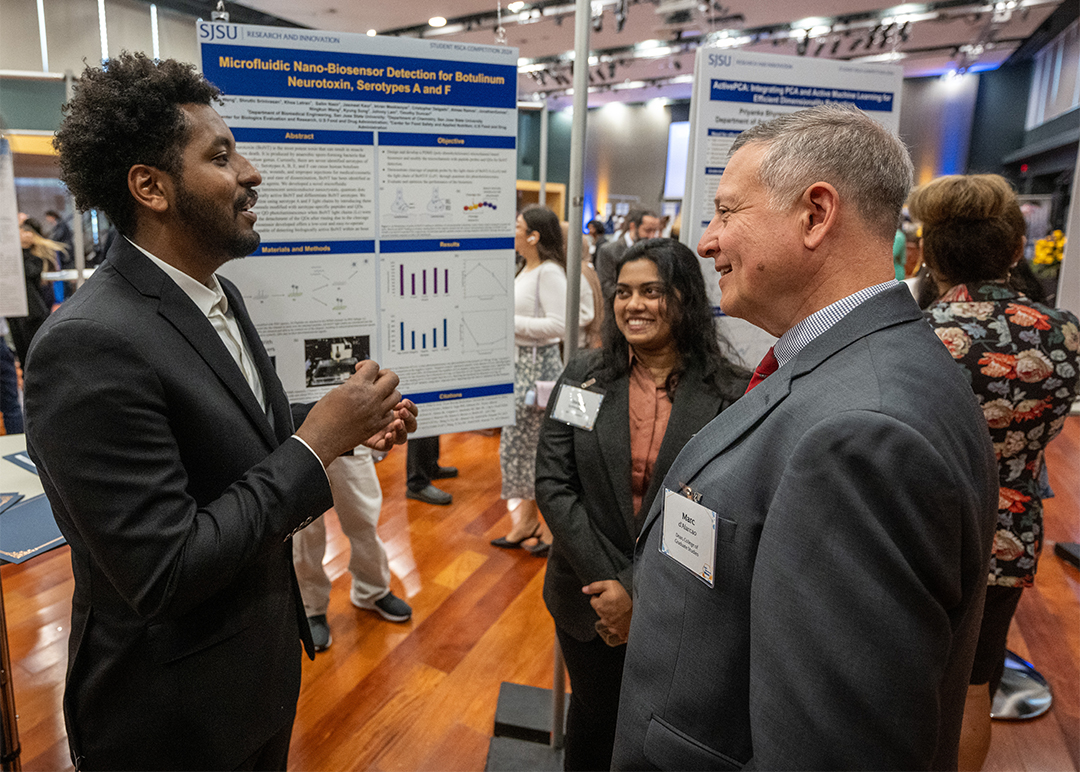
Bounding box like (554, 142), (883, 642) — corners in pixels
(24, 237), (332, 770)
(536, 350), (747, 642)
(595, 237), (630, 302)
(612, 284), (998, 771)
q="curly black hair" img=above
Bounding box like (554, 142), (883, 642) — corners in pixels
(597, 237), (748, 400)
(53, 52), (221, 236)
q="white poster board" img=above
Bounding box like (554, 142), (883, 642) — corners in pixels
(685, 49), (903, 367)
(0, 137), (28, 319)
(198, 22), (519, 437)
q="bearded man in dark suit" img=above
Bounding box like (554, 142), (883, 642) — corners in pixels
(25, 53), (416, 771)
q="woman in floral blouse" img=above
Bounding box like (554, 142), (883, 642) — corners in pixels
(909, 174), (1079, 771)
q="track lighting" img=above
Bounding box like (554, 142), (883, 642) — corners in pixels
(614, 0), (628, 33)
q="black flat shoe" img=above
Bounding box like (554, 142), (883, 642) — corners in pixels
(490, 524), (541, 549)
(527, 540), (550, 558)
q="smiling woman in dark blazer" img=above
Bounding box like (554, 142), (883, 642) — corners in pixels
(535, 238), (750, 771)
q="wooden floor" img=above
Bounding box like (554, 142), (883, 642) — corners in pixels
(2, 420), (1078, 771)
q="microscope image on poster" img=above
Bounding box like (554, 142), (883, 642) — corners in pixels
(304, 336), (370, 388)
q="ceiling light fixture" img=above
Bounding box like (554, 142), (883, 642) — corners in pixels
(428, 16), (446, 27)
(614, 0), (628, 33)
(366, 29), (376, 36)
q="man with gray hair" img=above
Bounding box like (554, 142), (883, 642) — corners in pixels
(612, 105), (997, 770)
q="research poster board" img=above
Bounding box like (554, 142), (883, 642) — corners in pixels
(685, 49), (903, 366)
(198, 22), (519, 437)
(0, 137), (28, 319)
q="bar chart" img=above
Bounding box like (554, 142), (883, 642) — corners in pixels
(396, 317), (450, 352)
(396, 262), (451, 298)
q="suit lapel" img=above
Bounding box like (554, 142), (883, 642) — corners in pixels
(222, 278), (293, 443)
(639, 367), (790, 534)
(110, 240), (279, 450)
(639, 364), (724, 527)
(594, 373), (636, 529)
(638, 283), (923, 535)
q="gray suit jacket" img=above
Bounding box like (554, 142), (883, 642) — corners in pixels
(25, 237), (332, 770)
(596, 236), (631, 302)
(536, 350), (747, 641)
(612, 284), (997, 771)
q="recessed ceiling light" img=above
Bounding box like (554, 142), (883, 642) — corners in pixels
(367, 29), (376, 36)
(508, 1), (526, 11)
(429, 16), (447, 27)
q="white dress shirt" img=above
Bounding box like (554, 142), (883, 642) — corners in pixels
(129, 238), (329, 473)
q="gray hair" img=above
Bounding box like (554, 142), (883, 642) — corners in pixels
(729, 104), (913, 241)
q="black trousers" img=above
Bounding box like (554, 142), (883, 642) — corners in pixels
(406, 435), (440, 491)
(234, 720), (292, 771)
(555, 625), (627, 772)
(970, 584), (1025, 694)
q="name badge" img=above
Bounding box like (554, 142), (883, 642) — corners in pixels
(550, 383), (604, 430)
(660, 488), (717, 588)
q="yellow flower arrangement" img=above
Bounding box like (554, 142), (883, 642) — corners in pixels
(1033, 230), (1066, 266)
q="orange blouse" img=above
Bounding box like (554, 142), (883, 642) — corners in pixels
(628, 356), (672, 518)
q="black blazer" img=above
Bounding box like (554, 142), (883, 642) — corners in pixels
(535, 348), (747, 642)
(24, 237), (333, 770)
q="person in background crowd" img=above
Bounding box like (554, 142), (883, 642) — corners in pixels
(586, 219), (607, 258)
(45, 210), (75, 266)
(45, 209), (78, 298)
(579, 254), (603, 349)
(26, 53), (416, 770)
(6, 220), (59, 366)
(536, 238), (749, 771)
(0, 320), (22, 434)
(292, 422), (413, 653)
(560, 220), (601, 350)
(893, 227), (907, 281)
(595, 208), (661, 302)
(492, 204), (566, 556)
(405, 435), (457, 505)
(910, 173), (1080, 771)
(613, 105), (998, 771)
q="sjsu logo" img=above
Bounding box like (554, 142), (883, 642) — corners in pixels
(707, 54), (732, 67)
(198, 22), (238, 40)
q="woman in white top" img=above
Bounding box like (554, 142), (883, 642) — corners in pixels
(492, 205), (566, 554)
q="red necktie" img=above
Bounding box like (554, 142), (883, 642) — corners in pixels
(745, 347), (779, 393)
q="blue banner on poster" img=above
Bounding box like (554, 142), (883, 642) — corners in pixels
(380, 238), (514, 253)
(203, 44), (517, 109)
(232, 128), (373, 145)
(404, 383), (514, 404)
(257, 240), (375, 256)
(379, 133), (515, 149)
(710, 79), (894, 112)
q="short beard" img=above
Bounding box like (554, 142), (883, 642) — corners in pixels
(174, 179), (261, 261)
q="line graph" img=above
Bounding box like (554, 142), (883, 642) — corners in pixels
(463, 259), (509, 299)
(462, 310), (508, 352)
